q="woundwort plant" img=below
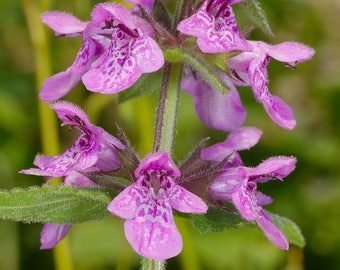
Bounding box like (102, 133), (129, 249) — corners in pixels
(1, 0), (315, 269)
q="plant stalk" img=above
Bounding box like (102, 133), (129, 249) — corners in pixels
(153, 62), (183, 154)
(141, 258), (166, 270)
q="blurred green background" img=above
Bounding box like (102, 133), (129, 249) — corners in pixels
(0, 0), (339, 269)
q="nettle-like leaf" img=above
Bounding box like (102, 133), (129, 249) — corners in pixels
(191, 205), (245, 233)
(240, 0), (274, 39)
(0, 185), (116, 224)
(191, 206), (305, 248)
(117, 69), (163, 104)
(269, 212), (305, 248)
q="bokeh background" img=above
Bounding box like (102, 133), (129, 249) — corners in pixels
(0, 0), (339, 269)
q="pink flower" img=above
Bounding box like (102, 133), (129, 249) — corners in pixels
(209, 156), (297, 249)
(39, 12), (110, 102)
(229, 41), (315, 129)
(181, 67), (246, 131)
(177, 0), (251, 53)
(107, 153), (207, 260)
(21, 102), (124, 177)
(81, 3), (164, 94)
(39, 3), (164, 100)
(201, 127), (262, 166)
(20, 101), (125, 249)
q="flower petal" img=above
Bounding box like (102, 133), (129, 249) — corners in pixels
(201, 127), (262, 161)
(195, 84), (246, 131)
(256, 215), (289, 250)
(39, 36), (99, 102)
(82, 30), (139, 94)
(124, 207), (182, 260)
(52, 101), (91, 127)
(64, 171), (97, 187)
(182, 70), (246, 131)
(169, 184), (208, 214)
(256, 191), (273, 206)
(248, 156), (297, 182)
(177, 0), (250, 53)
(131, 34), (164, 73)
(135, 152), (180, 178)
(83, 29), (163, 94)
(231, 181), (258, 220)
(41, 11), (87, 36)
(209, 167), (246, 201)
(39, 71), (82, 102)
(263, 42), (315, 66)
(107, 184), (138, 219)
(261, 95), (296, 130)
(40, 223), (72, 249)
(91, 3), (136, 30)
(249, 58), (296, 129)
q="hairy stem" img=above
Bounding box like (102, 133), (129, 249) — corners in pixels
(141, 258), (166, 270)
(153, 62), (183, 154)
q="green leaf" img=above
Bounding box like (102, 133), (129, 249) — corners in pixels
(191, 206), (246, 233)
(241, 0), (274, 39)
(0, 185), (115, 224)
(191, 206), (305, 248)
(165, 48), (230, 94)
(117, 69), (163, 104)
(269, 213), (305, 248)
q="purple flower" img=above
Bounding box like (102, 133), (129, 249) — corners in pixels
(107, 152), (208, 260)
(20, 102), (124, 249)
(81, 3), (164, 94)
(20, 101), (125, 177)
(181, 67), (246, 131)
(209, 156), (297, 249)
(229, 41), (315, 129)
(39, 12), (110, 102)
(40, 223), (72, 250)
(177, 0), (251, 53)
(201, 127), (262, 166)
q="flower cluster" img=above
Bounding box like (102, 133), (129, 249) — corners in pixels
(20, 0), (314, 262)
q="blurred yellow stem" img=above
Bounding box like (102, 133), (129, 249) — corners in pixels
(132, 96), (154, 156)
(20, 0), (74, 270)
(175, 217), (201, 270)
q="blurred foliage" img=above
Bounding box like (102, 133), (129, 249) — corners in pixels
(0, 0), (339, 269)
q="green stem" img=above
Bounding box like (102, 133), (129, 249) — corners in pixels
(146, 61), (182, 270)
(141, 258), (166, 270)
(153, 62), (183, 154)
(173, 0), (186, 29)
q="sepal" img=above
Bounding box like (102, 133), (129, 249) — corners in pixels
(240, 0), (274, 38)
(190, 206), (305, 248)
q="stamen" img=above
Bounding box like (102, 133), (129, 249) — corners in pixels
(117, 23), (138, 38)
(74, 115), (85, 127)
